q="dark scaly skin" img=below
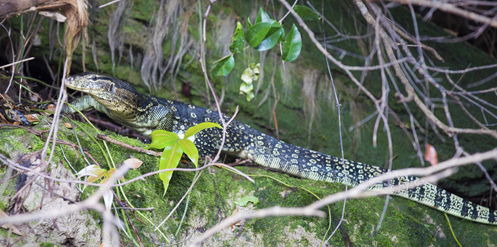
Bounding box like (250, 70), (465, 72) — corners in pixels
(62, 73), (497, 225)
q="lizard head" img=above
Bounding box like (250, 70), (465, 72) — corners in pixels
(65, 73), (141, 115)
(65, 73), (122, 96)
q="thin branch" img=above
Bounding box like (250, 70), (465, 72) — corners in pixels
(97, 134), (162, 156)
(187, 206), (325, 246)
(0, 57), (35, 70)
(155, 170), (203, 230)
(2, 154), (254, 188)
(427, 63), (497, 74)
(99, 0), (123, 8)
(387, 0), (497, 28)
(356, 0), (497, 139)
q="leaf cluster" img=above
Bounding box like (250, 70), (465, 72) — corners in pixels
(148, 122), (222, 195)
(212, 6), (319, 101)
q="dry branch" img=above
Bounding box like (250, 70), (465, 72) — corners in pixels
(387, 0), (497, 28)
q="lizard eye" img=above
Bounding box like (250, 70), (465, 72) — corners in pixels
(89, 75), (97, 82)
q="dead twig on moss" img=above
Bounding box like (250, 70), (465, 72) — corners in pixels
(97, 134), (162, 157)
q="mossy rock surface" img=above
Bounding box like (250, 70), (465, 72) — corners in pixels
(1, 115), (497, 246)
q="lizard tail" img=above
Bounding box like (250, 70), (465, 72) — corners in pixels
(245, 131), (497, 225)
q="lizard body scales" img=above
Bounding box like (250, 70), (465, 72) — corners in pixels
(62, 73), (497, 225)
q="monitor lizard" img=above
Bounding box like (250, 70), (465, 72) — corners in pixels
(62, 72), (497, 225)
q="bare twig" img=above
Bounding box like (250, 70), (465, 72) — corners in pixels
(188, 206), (325, 246)
(356, 0), (497, 139)
(97, 134), (162, 156)
(155, 170), (203, 230)
(0, 57), (35, 70)
(100, 0), (123, 8)
(317, 0), (348, 242)
(387, 0), (497, 28)
(40, 58), (69, 169)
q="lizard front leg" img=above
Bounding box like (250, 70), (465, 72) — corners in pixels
(62, 95), (110, 115)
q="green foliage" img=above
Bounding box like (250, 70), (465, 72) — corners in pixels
(236, 195), (259, 206)
(178, 139), (198, 165)
(211, 55), (235, 77)
(282, 24), (302, 62)
(149, 122), (222, 195)
(255, 8), (271, 23)
(229, 22), (245, 53)
(254, 21), (284, 51)
(240, 63), (260, 101)
(245, 8), (288, 52)
(184, 122), (222, 139)
(245, 22), (272, 47)
(159, 140), (183, 195)
(293, 6), (321, 21)
(148, 131), (180, 149)
(211, 7), (311, 101)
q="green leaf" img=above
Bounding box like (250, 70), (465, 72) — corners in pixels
(255, 8), (271, 24)
(282, 24), (302, 62)
(236, 196), (259, 206)
(255, 22), (284, 51)
(246, 91), (255, 101)
(249, 62), (260, 70)
(159, 142), (183, 195)
(229, 22), (245, 54)
(294, 6), (321, 21)
(212, 55), (235, 77)
(241, 68), (254, 84)
(148, 130), (180, 150)
(178, 139), (199, 167)
(184, 122), (222, 139)
(247, 17), (252, 28)
(245, 22), (271, 47)
(240, 82), (254, 94)
(100, 168), (125, 184)
(88, 168), (107, 183)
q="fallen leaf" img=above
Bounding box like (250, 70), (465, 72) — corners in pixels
(77, 165), (106, 183)
(64, 122), (73, 128)
(424, 143), (438, 166)
(46, 104), (56, 113)
(24, 114), (40, 124)
(0, 93), (15, 108)
(123, 157), (143, 169)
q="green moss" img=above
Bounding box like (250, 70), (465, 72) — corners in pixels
(40, 243), (56, 247)
(2, 104), (496, 246)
